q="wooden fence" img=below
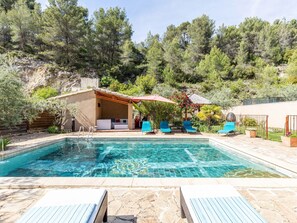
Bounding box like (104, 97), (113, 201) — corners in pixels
(236, 114), (269, 139)
(0, 121), (28, 135)
(0, 112), (55, 136)
(285, 115), (297, 136)
(29, 112), (55, 130)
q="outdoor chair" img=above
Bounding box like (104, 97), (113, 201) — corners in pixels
(183, 121), (197, 133)
(180, 185), (267, 223)
(218, 122), (236, 135)
(141, 121), (154, 133)
(160, 121), (172, 133)
(17, 189), (108, 223)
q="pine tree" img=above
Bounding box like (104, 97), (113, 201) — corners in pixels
(0, 10), (11, 50)
(93, 7), (132, 73)
(8, 0), (35, 52)
(40, 0), (89, 67)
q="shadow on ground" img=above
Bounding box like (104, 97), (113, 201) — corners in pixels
(108, 215), (137, 223)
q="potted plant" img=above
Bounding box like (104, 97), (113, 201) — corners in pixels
(281, 132), (297, 147)
(243, 117), (257, 138)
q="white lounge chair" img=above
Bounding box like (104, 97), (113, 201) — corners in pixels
(180, 185), (267, 223)
(17, 189), (108, 223)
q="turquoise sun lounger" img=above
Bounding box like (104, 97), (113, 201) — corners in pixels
(17, 189), (108, 223)
(141, 121), (154, 133)
(160, 121), (171, 133)
(218, 122), (236, 135)
(180, 185), (267, 223)
(183, 121), (197, 133)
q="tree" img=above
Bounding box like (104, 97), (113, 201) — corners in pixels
(0, 10), (11, 50)
(171, 92), (198, 120)
(181, 15), (215, 81)
(163, 37), (184, 83)
(8, 0), (35, 52)
(133, 101), (178, 129)
(237, 17), (268, 63)
(258, 23), (282, 64)
(197, 46), (233, 82)
(93, 7), (132, 76)
(145, 36), (164, 80)
(197, 105), (223, 130)
(0, 57), (30, 127)
(46, 99), (77, 131)
(41, 0), (88, 67)
(0, 0), (36, 11)
(212, 25), (241, 62)
(33, 86), (58, 99)
(135, 74), (157, 94)
(286, 50), (297, 83)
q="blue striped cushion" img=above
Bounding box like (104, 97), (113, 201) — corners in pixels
(190, 197), (266, 223)
(17, 204), (96, 223)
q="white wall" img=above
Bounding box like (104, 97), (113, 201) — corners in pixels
(229, 101), (297, 128)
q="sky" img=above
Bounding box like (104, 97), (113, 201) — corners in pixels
(36, 0), (297, 43)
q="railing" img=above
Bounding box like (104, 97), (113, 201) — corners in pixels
(78, 126), (85, 137)
(236, 114), (269, 139)
(285, 115), (297, 136)
(243, 97), (285, 105)
(88, 126), (95, 138)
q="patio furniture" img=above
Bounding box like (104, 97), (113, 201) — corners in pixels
(180, 185), (266, 223)
(17, 189), (108, 223)
(112, 118), (128, 129)
(160, 121), (171, 133)
(218, 122), (236, 135)
(97, 119), (111, 130)
(183, 121), (197, 133)
(141, 121), (154, 133)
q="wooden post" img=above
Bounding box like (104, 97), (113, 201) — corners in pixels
(285, 115), (289, 134)
(266, 115), (269, 140)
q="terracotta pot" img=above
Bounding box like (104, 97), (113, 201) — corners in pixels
(245, 129), (257, 138)
(281, 136), (297, 147)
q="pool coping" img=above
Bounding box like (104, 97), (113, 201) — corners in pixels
(1, 134), (297, 189)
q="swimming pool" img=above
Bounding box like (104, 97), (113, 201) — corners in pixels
(0, 138), (284, 178)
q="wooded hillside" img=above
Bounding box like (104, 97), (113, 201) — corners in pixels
(1, 0), (297, 107)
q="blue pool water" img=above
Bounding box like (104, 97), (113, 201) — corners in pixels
(0, 138), (284, 178)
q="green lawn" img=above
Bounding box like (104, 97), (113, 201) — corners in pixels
(268, 131), (283, 142)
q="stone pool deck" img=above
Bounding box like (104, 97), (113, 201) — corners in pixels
(1, 132), (297, 222)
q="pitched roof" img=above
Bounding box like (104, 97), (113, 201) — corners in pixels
(189, 94), (211, 105)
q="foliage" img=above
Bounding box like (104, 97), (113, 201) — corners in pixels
(0, 56), (34, 127)
(46, 99), (77, 131)
(133, 101), (179, 129)
(197, 46), (233, 81)
(40, 0), (89, 67)
(1, 137), (10, 151)
(151, 83), (178, 98)
(171, 92), (198, 119)
(285, 132), (297, 138)
(135, 74), (157, 94)
(197, 105), (223, 130)
(33, 86), (58, 99)
(242, 117), (257, 127)
(0, 2), (297, 105)
(286, 50), (297, 84)
(93, 7), (132, 77)
(47, 125), (59, 134)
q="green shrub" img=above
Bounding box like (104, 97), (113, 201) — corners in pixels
(243, 117), (257, 127)
(1, 137), (11, 151)
(47, 125), (59, 134)
(33, 86), (58, 99)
